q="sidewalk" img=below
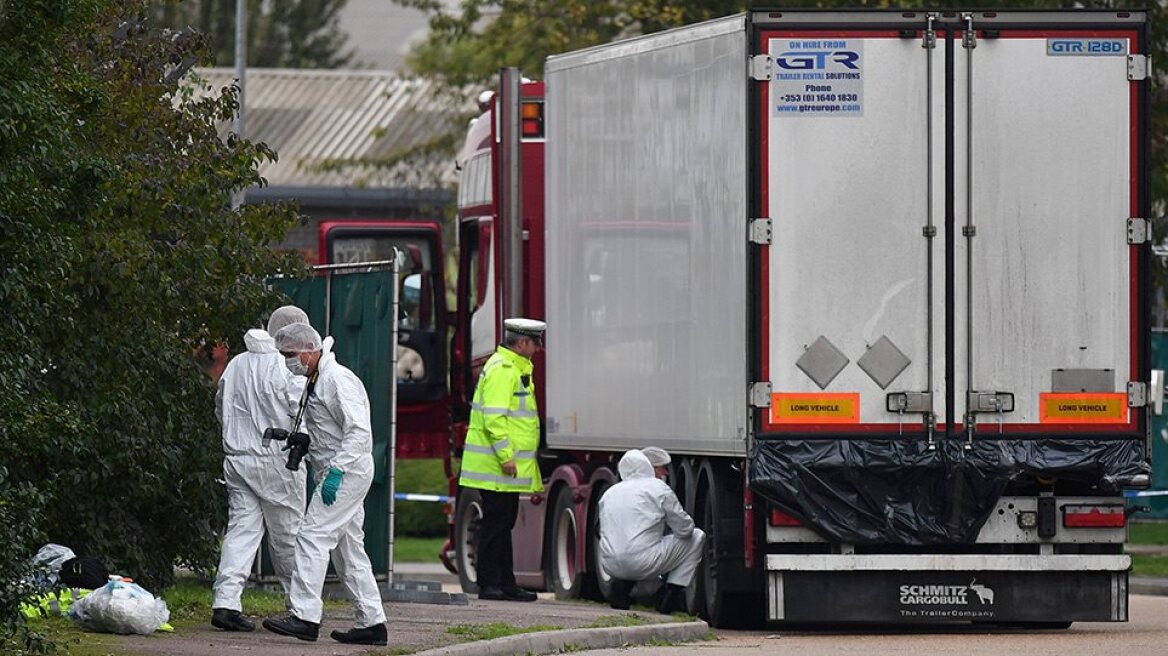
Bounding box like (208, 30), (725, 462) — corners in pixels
(107, 564), (708, 656)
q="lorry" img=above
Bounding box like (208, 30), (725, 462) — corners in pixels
(302, 8), (1156, 627)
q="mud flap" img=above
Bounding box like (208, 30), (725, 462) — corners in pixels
(768, 570), (1127, 623)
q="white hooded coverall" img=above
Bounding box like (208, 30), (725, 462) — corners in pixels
(287, 346), (386, 627)
(212, 329), (307, 611)
(598, 450), (705, 587)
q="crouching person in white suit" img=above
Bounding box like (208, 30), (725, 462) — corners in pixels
(598, 448), (705, 614)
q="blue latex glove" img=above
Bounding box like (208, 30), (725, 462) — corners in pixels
(321, 467), (344, 506)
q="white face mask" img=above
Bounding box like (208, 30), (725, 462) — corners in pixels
(285, 355), (309, 376)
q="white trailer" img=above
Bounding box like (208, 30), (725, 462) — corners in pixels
(543, 9), (1151, 626)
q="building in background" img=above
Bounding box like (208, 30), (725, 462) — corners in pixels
(193, 68), (468, 261)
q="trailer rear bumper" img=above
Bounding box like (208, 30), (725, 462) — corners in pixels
(766, 555), (1130, 623)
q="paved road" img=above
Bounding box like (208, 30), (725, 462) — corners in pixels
(574, 594), (1168, 656)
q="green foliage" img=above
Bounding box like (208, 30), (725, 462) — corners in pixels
(0, 469), (51, 654)
(394, 0), (747, 86)
(0, 0), (304, 643)
(394, 459), (450, 537)
(150, 0), (355, 68)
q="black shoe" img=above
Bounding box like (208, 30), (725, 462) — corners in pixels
(501, 585), (537, 602)
(330, 623), (388, 646)
(656, 583), (687, 615)
(609, 579), (634, 610)
(262, 614), (320, 642)
(478, 586), (507, 600)
(211, 608), (255, 632)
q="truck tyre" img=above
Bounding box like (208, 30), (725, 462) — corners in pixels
(545, 485), (583, 599)
(454, 488), (483, 594)
(582, 480), (613, 602)
(695, 459), (761, 629)
(680, 458), (705, 618)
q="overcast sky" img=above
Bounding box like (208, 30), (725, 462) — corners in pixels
(338, 0), (430, 71)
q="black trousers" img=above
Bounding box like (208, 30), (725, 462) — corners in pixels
(476, 489), (519, 590)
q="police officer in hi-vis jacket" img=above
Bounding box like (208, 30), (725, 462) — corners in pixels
(459, 318), (546, 601)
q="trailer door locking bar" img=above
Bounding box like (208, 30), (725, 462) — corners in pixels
(966, 391), (1014, 413)
(886, 392), (932, 414)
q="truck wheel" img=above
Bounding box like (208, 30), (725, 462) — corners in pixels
(582, 480), (613, 602)
(696, 460), (761, 629)
(545, 485), (582, 599)
(454, 488), (483, 594)
(681, 458), (706, 619)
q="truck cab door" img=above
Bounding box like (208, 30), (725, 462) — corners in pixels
(321, 220), (451, 457)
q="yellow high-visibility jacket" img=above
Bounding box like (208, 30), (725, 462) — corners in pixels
(458, 346), (543, 493)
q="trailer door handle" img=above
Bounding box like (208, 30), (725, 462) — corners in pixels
(1151, 369), (1164, 415)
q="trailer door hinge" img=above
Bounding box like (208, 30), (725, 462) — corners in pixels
(749, 55), (772, 81)
(749, 382), (772, 408)
(1127, 217), (1149, 245)
(1128, 54), (1150, 81)
(1128, 381), (1148, 407)
(749, 218), (773, 245)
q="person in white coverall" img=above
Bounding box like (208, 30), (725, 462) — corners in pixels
(598, 448), (705, 614)
(262, 323), (388, 646)
(210, 305), (309, 632)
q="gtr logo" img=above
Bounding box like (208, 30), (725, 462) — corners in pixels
(776, 50), (860, 70)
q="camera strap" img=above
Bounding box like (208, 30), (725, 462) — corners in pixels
(290, 369), (319, 434)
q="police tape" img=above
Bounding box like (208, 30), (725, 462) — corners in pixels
(1124, 490), (1168, 498)
(397, 491), (1168, 501)
(394, 493), (452, 503)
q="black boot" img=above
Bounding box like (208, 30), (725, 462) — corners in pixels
(211, 608), (255, 632)
(262, 614), (320, 641)
(501, 585), (537, 602)
(609, 579), (634, 610)
(479, 586), (507, 600)
(331, 623), (388, 645)
(656, 583), (687, 615)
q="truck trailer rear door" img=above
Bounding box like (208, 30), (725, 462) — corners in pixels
(760, 22), (942, 435)
(957, 22), (1143, 437)
(758, 12), (1148, 440)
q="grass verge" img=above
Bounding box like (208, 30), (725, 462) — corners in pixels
(19, 614), (127, 656)
(161, 575), (347, 628)
(582, 613), (652, 629)
(446, 622), (562, 642)
(393, 536), (446, 564)
(1131, 554), (1168, 577)
(18, 574), (352, 655)
(1128, 522), (1168, 545)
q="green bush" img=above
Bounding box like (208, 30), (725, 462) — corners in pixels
(0, 467), (50, 654)
(0, 0), (303, 642)
(394, 459), (450, 537)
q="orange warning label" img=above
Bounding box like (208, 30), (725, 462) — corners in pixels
(1039, 393), (1128, 424)
(772, 393), (860, 424)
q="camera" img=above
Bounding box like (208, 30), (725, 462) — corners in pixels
(263, 427), (311, 471)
